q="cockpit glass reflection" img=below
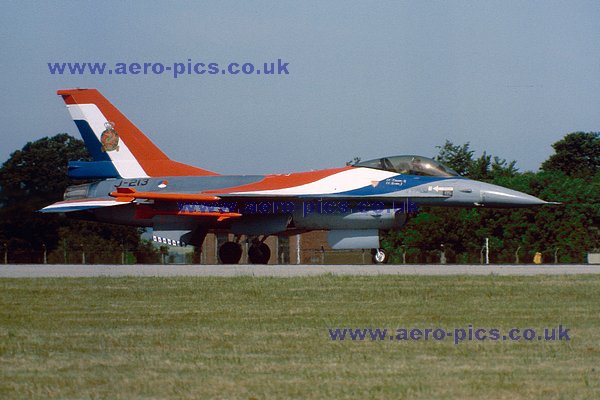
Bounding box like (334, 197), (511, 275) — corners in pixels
(355, 155), (459, 177)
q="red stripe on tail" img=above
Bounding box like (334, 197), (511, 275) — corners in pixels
(57, 89), (219, 177)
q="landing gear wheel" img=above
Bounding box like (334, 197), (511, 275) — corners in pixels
(219, 241), (242, 264)
(372, 248), (389, 264)
(248, 243), (271, 264)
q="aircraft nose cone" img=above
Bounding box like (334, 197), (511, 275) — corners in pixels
(480, 185), (548, 207)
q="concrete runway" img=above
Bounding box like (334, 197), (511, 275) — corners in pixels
(0, 264), (598, 277)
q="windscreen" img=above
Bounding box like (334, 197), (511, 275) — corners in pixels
(355, 155), (459, 177)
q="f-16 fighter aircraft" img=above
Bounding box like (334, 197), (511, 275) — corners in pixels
(41, 89), (551, 264)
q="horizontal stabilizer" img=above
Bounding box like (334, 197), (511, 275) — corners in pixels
(39, 198), (127, 213)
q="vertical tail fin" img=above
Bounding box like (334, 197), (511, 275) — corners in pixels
(58, 88), (218, 178)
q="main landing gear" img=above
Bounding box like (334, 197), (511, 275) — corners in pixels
(218, 236), (271, 264)
(248, 238), (271, 264)
(218, 241), (243, 264)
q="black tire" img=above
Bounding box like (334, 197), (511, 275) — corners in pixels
(248, 243), (271, 264)
(218, 242), (242, 264)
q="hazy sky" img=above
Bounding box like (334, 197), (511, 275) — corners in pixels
(1, 1), (599, 174)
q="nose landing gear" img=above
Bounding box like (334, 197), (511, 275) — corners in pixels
(371, 248), (389, 264)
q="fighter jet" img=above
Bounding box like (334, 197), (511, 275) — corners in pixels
(41, 89), (551, 264)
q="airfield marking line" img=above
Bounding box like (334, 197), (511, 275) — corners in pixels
(0, 264), (598, 278)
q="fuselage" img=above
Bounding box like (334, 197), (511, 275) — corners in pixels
(59, 160), (547, 235)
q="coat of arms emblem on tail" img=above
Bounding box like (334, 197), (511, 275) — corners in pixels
(100, 121), (119, 152)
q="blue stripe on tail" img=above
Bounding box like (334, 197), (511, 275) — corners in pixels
(73, 120), (111, 161)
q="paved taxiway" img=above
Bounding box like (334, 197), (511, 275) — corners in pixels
(0, 264), (598, 277)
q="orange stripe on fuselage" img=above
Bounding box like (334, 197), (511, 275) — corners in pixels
(203, 166), (352, 194)
(57, 89), (218, 177)
(110, 187), (221, 202)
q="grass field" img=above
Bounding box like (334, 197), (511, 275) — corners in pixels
(0, 275), (598, 399)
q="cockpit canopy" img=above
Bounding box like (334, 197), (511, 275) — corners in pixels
(355, 155), (460, 177)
